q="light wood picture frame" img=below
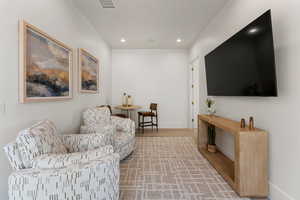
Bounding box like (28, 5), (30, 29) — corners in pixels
(78, 48), (99, 93)
(19, 20), (73, 103)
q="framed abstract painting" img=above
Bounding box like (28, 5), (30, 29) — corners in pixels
(78, 48), (99, 93)
(19, 20), (73, 103)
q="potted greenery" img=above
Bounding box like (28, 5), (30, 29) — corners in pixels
(206, 98), (216, 115)
(207, 124), (217, 153)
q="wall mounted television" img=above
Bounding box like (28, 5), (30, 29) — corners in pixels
(205, 10), (277, 97)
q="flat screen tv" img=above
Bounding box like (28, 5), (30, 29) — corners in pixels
(205, 10), (277, 97)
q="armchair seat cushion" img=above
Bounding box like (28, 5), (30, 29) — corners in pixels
(32, 145), (114, 169)
(60, 133), (111, 153)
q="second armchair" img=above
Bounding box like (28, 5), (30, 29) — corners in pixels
(80, 106), (136, 160)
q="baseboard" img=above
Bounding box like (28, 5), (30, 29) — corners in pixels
(269, 182), (295, 200)
(158, 128), (192, 131)
(136, 128), (192, 131)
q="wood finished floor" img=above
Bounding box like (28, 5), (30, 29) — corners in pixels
(135, 128), (268, 200)
(136, 128), (197, 140)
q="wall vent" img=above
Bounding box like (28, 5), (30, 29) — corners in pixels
(99, 0), (116, 8)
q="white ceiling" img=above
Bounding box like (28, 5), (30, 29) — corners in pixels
(73, 0), (227, 49)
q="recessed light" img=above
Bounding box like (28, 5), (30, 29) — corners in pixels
(248, 28), (259, 34)
(176, 38), (182, 43)
(120, 38), (126, 43)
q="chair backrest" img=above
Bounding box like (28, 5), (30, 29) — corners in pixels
(83, 107), (111, 126)
(4, 120), (67, 170)
(98, 105), (113, 115)
(150, 103), (158, 112)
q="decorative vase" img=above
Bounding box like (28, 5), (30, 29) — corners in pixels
(122, 93), (128, 107)
(207, 144), (217, 153)
(127, 95), (133, 106)
(207, 106), (216, 115)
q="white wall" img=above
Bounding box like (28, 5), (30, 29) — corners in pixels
(0, 0), (112, 198)
(112, 49), (189, 128)
(189, 0), (300, 200)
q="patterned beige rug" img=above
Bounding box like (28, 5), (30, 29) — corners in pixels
(120, 137), (250, 200)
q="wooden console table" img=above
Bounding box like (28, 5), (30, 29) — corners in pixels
(198, 114), (268, 197)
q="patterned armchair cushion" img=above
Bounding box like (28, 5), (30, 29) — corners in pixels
(16, 120), (67, 168)
(113, 131), (135, 160)
(82, 107), (111, 126)
(80, 124), (115, 146)
(111, 116), (135, 134)
(32, 145), (114, 169)
(3, 142), (25, 170)
(113, 131), (135, 148)
(80, 124), (114, 135)
(80, 107), (136, 160)
(9, 153), (120, 200)
(60, 133), (111, 153)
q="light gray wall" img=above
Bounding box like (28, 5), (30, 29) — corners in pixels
(189, 1), (300, 200)
(0, 0), (112, 198)
(112, 49), (189, 128)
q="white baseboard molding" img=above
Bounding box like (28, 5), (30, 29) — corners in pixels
(269, 182), (295, 200)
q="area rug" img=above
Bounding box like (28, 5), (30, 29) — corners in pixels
(120, 137), (250, 200)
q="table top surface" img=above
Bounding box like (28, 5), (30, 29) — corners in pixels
(198, 114), (265, 134)
(115, 105), (142, 110)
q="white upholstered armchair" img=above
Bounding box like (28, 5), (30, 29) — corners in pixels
(3, 120), (120, 200)
(81, 106), (135, 160)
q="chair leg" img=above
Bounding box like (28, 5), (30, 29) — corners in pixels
(156, 115), (158, 132)
(138, 114), (140, 133)
(151, 116), (153, 132)
(142, 115), (145, 133)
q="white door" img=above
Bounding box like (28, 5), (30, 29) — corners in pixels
(189, 57), (200, 129)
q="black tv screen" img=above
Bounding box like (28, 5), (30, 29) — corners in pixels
(205, 10), (277, 97)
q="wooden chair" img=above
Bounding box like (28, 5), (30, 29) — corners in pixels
(138, 103), (158, 133)
(98, 105), (128, 118)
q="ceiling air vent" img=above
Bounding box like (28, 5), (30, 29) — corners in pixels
(99, 0), (116, 8)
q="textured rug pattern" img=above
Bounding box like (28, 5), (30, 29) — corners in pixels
(120, 137), (249, 200)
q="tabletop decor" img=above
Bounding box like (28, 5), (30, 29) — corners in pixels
(240, 118), (246, 128)
(122, 93), (128, 106)
(78, 49), (99, 93)
(206, 97), (216, 115)
(19, 20), (73, 103)
(249, 116), (255, 130)
(127, 95), (133, 106)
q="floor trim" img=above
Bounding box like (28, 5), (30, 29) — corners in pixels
(269, 182), (295, 200)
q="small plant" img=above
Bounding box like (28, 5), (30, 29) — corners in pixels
(206, 98), (215, 108)
(206, 98), (216, 115)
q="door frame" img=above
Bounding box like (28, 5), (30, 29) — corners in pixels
(188, 56), (200, 129)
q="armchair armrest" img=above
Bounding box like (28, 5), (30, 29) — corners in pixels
(60, 133), (110, 153)
(9, 153), (120, 200)
(111, 116), (135, 135)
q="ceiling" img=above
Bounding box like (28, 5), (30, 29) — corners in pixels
(73, 0), (228, 49)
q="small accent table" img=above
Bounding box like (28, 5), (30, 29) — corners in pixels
(114, 105), (142, 119)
